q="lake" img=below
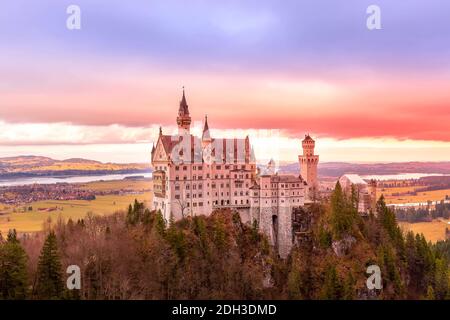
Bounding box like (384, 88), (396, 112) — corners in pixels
(0, 172), (153, 187)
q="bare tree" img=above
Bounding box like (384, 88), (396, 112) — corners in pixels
(175, 183), (189, 218)
(175, 198), (189, 219)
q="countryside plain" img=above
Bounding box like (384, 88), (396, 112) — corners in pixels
(0, 179), (152, 234)
(1, 175), (450, 242)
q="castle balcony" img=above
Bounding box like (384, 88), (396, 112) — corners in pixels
(213, 203), (250, 210)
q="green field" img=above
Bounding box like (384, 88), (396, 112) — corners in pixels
(0, 192), (152, 234)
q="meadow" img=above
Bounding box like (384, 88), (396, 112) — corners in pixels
(399, 219), (450, 243)
(378, 187), (450, 204)
(0, 179), (152, 234)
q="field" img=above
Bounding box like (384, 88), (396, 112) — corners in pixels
(0, 179), (152, 234)
(399, 219), (450, 243)
(379, 187), (450, 204)
(79, 178), (151, 192)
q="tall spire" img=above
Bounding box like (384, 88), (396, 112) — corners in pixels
(202, 115), (211, 141)
(177, 87), (191, 134)
(179, 86), (189, 116)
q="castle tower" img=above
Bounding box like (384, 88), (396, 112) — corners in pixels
(299, 134), (319, 188)
(176, 88), (191, 135)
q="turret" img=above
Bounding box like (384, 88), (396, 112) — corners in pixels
(176, 88), (191, 135)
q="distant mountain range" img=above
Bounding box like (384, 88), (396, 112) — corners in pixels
(0, 156), (151, 179)
(280, 161), (450, 178)
(1, 156), (449, 180)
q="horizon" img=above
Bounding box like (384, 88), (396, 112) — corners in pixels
(1, 1), (450, 163)
(2, 154), (450, 166)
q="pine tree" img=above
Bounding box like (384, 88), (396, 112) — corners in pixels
(35, 231), (64, 299)
(434, 258), (449, 300)
(330, 181), (357, 239)
(0, 230), (29, 299)
(320, 264), (342, 300)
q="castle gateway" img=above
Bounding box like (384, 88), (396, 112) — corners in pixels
(151, 90), (319, 258)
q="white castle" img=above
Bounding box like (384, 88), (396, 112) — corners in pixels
(151, 90), (319, 257)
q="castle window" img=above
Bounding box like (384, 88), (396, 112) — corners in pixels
(216, 165), (221, 170)
(220, 174), (224, 179)
(183, 176), (187, 180)
(225, 165), (229, 169)
(175, 176), (179, 181)
(198, 166), (202, 170)
(226, 183), (230, 187)
(193, 166), (196, 170)
(199, 202), (203, 207)
(193, 203), (197, 207)
(175, 186), (180, 191)
(186, 184), (190, 190)
(235, 200), (238, 205)
(175, 195), (180, 200)
(193, 175), (196, 180)
(187, 193), (190, 198)
(199, 193), (202, 198)
(198, 175), (202, 180)
(199, 184), (202, 189)
(207, 174), (210, 178)
(226, 175), (229, 178)
(183, 166), (187, 170)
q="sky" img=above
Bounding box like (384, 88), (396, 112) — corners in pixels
(1, 0), (450, 164)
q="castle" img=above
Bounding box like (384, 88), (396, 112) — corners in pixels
(151, 90), (319, 258)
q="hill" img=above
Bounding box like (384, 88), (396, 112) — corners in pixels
(5, 196), (449, 300)
(0, 156), (151, 179)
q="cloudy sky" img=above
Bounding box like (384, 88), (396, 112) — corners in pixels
(1, 0), (450, 163)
